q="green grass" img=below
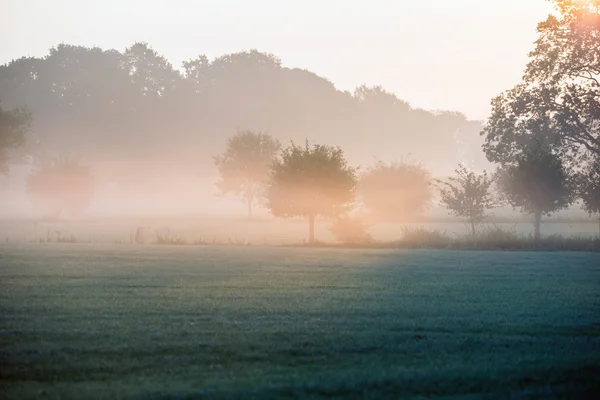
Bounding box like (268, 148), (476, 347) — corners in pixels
(1, 245), (599, 399)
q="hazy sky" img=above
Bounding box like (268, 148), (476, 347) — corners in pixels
(2, 0), (553, 120)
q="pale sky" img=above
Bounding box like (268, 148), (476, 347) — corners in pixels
(1, 0), (553, 120)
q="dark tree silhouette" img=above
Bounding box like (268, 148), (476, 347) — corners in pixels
(266, 142), (357, 244)
(579, 154), (600, 236)
(214, 130), (280, 217)
(359, 160), (432, 221)
(496, 147), (574, 241)
(482, 0), (599, 165)
(0, 104), (31, 175)
(26, 156), (95, 218)
(437, 165), (495, 241)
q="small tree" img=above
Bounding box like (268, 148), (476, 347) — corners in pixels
(26, 156), (95, 218)
(359, 160), (432, 221)
(496, 147), (574, 241)
(266, 141), (357, 244)
(437, 164), (495, 240)
(1, 105), (31, 175)
(579, 155), (600, 237)
(214, 130), (280, 217)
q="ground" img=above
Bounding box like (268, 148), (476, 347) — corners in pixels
(1, 245), (599, 399)
(1, 217), (599, 245)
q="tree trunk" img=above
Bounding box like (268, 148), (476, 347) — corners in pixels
(534, 210), (542, 242)
(308, 214), (315, 244)
(470, 221), (476, 243)
(247, 198), (252, 219)
(598, 216), (600, 240)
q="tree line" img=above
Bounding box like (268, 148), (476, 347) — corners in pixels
(0, 43), (484, 175)
(1, 0), (598, 243)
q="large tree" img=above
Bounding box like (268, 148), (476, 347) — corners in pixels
(0, 104), (31, 175)
(496, 147), (574, 241)
(437, 165), (495, 241)
(579, 154), (600, 236)
(214, 130), (280, 217)
(266, 142), (357, 244)
(359, 160), (432, 221)
(26, 156), (95, 218)
(483, 0), (600, 165)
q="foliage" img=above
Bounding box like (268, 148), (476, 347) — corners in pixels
(0, 43), (484, 175)
(0, 104), (31, 174)
(329, 215), (374, 245)
(482, 0), (600, 165)
(496, 147), (575, 240)
(26, 156), (95, 217)
(477, 225), (519, 242)
(399, 226), (450, 248)
(436, 165), (496, 239)
(305, 226), (599, 251)
(214, 130), (280, 217)
(578, 154), (600, 216)
(267, 141), (357, 243)
(359, 160), (432, 221)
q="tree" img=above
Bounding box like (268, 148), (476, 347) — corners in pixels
(496, 147), (574, 241)
(214, 130), (280, 217)
(26, 156), (95, 218)
(579, 154), (600, 236)
(1, 43), (488, 178)
(359, 160), (432, 221)
(482, 0), (599, 165)
(437, 165), (495, 240)
(0, 104), (31, 174)
(266, 141), (357, 244)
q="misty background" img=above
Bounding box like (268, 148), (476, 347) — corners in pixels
(1, 0), (587, 220)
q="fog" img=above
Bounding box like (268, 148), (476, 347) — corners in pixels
(0, 0), (590, 226)
(0, 42), (498, 221)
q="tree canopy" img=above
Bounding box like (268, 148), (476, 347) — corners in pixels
(214, 130), (280, 217)
(496, 147), (574, 240)
(0, 42), (485, 178)
(437, 165), (495, 240)
(359, 160), (432, 221)
(482, 0), (599, 165)
(266, 142), (357, 243)
(579, 154), (600, 226)
(0, 104), (31, 175)
(26, 156), (95, 218)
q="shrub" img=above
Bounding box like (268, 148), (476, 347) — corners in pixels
(329, 216), (374, 245)
(399, 226), (450, 248)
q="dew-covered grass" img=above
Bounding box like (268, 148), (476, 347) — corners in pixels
(1, 245), (599, 399)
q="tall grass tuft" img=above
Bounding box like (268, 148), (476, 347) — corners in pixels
(154, 229), (187, 245)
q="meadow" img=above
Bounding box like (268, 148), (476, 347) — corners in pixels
(1, 217), (599, 246)
(1, 244), (599, 399)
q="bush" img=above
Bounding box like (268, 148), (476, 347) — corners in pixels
(399, 226), (450, 248)
(329, 216), (374, 245)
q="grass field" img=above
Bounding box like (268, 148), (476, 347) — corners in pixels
(1, 245), (599, 399)
(1, 217), (599, 246)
